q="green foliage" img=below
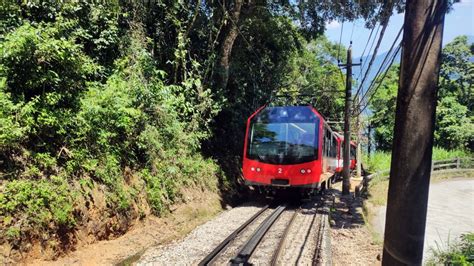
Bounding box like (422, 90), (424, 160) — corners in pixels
(439, 36), (474, 111)
(0, 22), (98, 158)
(0, 2), (123, 68)
(368, 65), (399, 151)
(364, 147), (471, 173)
(0, 178), (75, 238)
(0, 87), (30, 148)
(437, 35), (474, 150)
(427, 233), (474, 266)
(432, 147), (471, 161)
(364, 151), (392, 173)
(281, 36), (346, 120)
(70, 29), (220, 214)
(0, 2), (222, 250)
(435, 96), (474, 149)
(369, 36), (474, 151)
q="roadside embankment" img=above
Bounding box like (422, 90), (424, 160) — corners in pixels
(15, 188), (224, 265)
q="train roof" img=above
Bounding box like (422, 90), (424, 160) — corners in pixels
(251, 105), (322, 123)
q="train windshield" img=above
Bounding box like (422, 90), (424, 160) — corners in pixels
(247, 106), (319, 165)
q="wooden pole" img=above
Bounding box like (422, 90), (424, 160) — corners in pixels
(339, 45), (360, 195)
(356, 96), (362, 178)
(342, 47), (353, 195)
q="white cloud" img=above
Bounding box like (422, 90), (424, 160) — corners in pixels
(326, 20), (341, 29)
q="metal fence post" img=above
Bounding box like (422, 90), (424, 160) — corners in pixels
(456, 157), (460, 169)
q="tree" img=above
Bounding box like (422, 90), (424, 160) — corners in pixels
(437, 35), (474, 150)
(0, 22), (98, 156)
(439, 35), (474, 111)
(435, 96), (474, 150)
(369, 65), (400, 151)
(369, 36), (474, 151)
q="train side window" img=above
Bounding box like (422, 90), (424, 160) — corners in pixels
(325, 127), (330, 157)
(330, 135), (336, 158)
(323, 128), (327, 156)
(322, 128), (325, 156)
(328, 130), (332, 156)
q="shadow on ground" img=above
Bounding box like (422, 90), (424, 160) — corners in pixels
(327, 187), (366, 229)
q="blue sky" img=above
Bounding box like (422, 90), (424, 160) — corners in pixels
(325, 0), (474, 58)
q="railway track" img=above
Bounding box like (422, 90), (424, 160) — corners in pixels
(198, 205), (270, 266)
(198, 199), (328, 266)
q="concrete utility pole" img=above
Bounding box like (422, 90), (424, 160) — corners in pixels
(382, 0), (447, 264)
(339, 45), (360, 195)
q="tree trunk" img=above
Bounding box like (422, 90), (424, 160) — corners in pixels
(214, 0), (243, 91)
(382, 1), (447, 264)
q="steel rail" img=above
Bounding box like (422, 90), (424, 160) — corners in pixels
(230, 205), (287, 265)
(312, 208), (326, 265)
(270, 208), (299, 266)
(198, 205), (269, 266)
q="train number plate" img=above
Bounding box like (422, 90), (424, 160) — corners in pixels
(271, 178), (289, 186)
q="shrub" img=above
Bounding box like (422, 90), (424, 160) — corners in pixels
(427, 233), (474, 265)
(0, 178), (75, 240)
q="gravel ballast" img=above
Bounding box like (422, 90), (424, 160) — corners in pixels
(137, 202), (265, 265)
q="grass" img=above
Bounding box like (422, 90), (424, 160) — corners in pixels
(364, 152), (392, 173)
(432, 148), (471, 161)
(363, 147), (472, 174)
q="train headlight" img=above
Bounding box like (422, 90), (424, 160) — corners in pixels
(256, 168), (261, 172)
(251, 167), (255, 171)
(300, 169), (306, 174)
(307, 169), (311, 173)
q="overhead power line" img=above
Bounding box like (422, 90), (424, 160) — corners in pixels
(357, 24), (377, 81)
(337, 15), (345, 63)
(354, 44), (402, 116)
(356, 25), (403, 104)
(350, 21), (356, 43)
(353, 20), (389, 101)
(358, 24), (381, 81)
(360, 25), (376, 61)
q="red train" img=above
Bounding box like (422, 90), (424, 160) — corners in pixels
(242, 105), (357, 194)
(334, 132), (357, 175)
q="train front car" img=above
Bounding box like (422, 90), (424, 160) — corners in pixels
(242, 105), (333, 194)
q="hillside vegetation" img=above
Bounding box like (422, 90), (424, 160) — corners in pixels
(0, 12), (222, 261)
(0, 2), (360, 260)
